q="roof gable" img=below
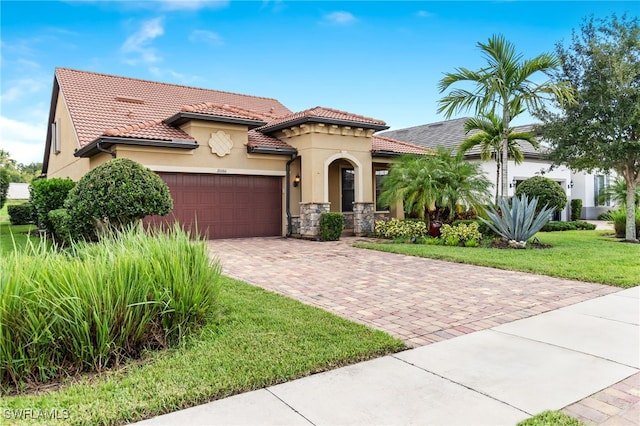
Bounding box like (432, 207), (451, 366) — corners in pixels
(258, 106), (389, 133)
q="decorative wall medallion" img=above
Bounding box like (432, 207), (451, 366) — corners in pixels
(208, 131), (233, 157)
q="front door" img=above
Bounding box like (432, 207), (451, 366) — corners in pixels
(341, 168), (355, 212)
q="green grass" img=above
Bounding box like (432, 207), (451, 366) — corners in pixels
(0, 223), (38, 253)
(517, 410), (584, 426)
(2, 276), (404, 425)
(357, 230), (639, 288)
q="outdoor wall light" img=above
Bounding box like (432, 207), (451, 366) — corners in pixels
(568, 180), (574, 189)
(293, 174), (301, 187)
(509, 177), (517, 188)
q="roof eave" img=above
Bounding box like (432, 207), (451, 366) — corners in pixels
(75, 136), (198, 158)
(260, 117), (390, 134)
(371, 150), (402, 158)
(165, 112), (267, 129)
(42, 75), (61, 175)
(247, 145), (298, 156)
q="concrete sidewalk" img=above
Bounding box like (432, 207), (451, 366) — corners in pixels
(137, 287), (639, 425)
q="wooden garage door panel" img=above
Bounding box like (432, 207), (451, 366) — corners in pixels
(148, 173), (282, 239)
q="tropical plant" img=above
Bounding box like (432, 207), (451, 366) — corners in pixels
(537, 15), (639, 242)
(460, 111), (539, 203)
(378, 148), (491, 223)
(440, 222), (483, 246)
(480, 194), (555, 248)
(375, 218), (428, 240)
(438, 34), (574, 199)
(65, 158), (173, 240)
(598, 178), (640, 208)
(515, 176), (567, 212)
(611, 208), (640, 239)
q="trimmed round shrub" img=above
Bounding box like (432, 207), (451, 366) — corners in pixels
(0, 168), (9, 209)
(29, 177), (76, 233)
(515, 176), (567, 212)
(65, 158), (173, 239)
(319, 212), (344, 241)
(7, 203), (34, 225)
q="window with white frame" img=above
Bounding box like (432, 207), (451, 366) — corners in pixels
(594, 175), (611, 206)
(51, 119), (61, 154)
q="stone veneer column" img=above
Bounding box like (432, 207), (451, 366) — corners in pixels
(299, 202), (331, 238)
(353, 202), (375, 236)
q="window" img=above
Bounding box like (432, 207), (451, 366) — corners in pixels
(375, 169), (389, 211)
(341, 168), (354, 212)
(51, 119), (61, 154)
(594, 175), (610, 206)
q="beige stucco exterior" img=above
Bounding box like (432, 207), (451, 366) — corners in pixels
(46, 94), (398, 238)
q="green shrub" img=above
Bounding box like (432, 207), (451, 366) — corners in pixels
(0, 224), (220, 390)
(7, 203), (34, 225)
(611, 208), (640, 238)
(516, 176), (567, 212)
(570, 199), (582, 221)
(65, 159), (172, 240)
(29, 177), (75, 233)
(48, 208), (73, 246)
(517, 410), (584, 426)
(375, 218), (427, 240)
(452, 219), (496, 238)
(540, 221), (596, 232)
(480, 195), (554, 247)
(0, 169), (8, 209)
(319, 212), (344, 241)
(440, 222), (482, 247)
(597, 211), (613, 221)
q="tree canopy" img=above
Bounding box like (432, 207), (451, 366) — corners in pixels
(438, 34), (574, 200)
(536, 14), (640, 241)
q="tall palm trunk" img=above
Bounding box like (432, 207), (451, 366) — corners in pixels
(501, 104), (511, 200)
(495, 158), (501, 204)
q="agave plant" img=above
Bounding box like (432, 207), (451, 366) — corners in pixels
(480, 194), (554, 248)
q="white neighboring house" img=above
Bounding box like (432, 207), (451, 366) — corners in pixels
(381, 117), (616, 220)
(7, 183), (30, 200)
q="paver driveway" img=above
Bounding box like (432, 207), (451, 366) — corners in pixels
(209, 237), (618, 347)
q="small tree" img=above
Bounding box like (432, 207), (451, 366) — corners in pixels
(65, 158), (173, 238)
(536, 15), (640, 242)
(515, 176), (567, 213)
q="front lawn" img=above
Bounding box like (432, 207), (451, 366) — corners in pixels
(356, 230), (639, 288)
(0, 223), (38, 254)
(3, 276), (404, 425)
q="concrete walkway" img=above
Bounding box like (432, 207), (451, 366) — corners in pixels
(138, 287), (638, 425)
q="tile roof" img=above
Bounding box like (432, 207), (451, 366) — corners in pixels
(103, 119), (194, 141)
(371, 135), (430, 156)
(247, 129), (294, 150)
(380, 117), (543, 158)
(258, 106), (388, 133)
(55, 68), (291, 147)
(181, 102), (279, 121)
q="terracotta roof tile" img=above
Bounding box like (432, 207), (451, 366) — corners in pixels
(103, 119), (194, 141)
(55, 68), (291, 147)
(371, 135), (430, 155)
(247, 130), (294, 149)
(258, 106), (387, 132)
(181, 102), (280, 121)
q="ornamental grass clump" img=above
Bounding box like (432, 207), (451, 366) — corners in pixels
(0, 224), (220, 391)
(480, 194), (554, 248)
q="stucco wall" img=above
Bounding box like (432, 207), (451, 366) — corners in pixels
(46, 93), (90, 180)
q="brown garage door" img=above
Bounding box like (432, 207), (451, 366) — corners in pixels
(150, 173), (282, 239)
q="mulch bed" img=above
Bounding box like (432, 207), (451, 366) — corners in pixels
(487, 239), (552, 249)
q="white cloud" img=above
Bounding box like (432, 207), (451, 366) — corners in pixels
(189, 30), (223, 46)
(323, 11), (357, 26)
(149, 67), (202, 85)
(1, 78), (47, 103)
(0, 116), (46, 164)
(121, 17), (164, 65)
(416, 10), (433, 18)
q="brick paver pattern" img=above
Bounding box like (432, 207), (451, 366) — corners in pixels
(209, 236), (634, 426)
(563, 373), (639, 426)
(208, 237), (618, 347)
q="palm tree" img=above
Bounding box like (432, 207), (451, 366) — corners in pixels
(598, 178), (640, 208)
(378, 148), (492, 223)
(438, 34), (574, 199)
(460, 111), (538, 203)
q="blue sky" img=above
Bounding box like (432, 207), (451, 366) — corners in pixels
(0, 0), (636, 164)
